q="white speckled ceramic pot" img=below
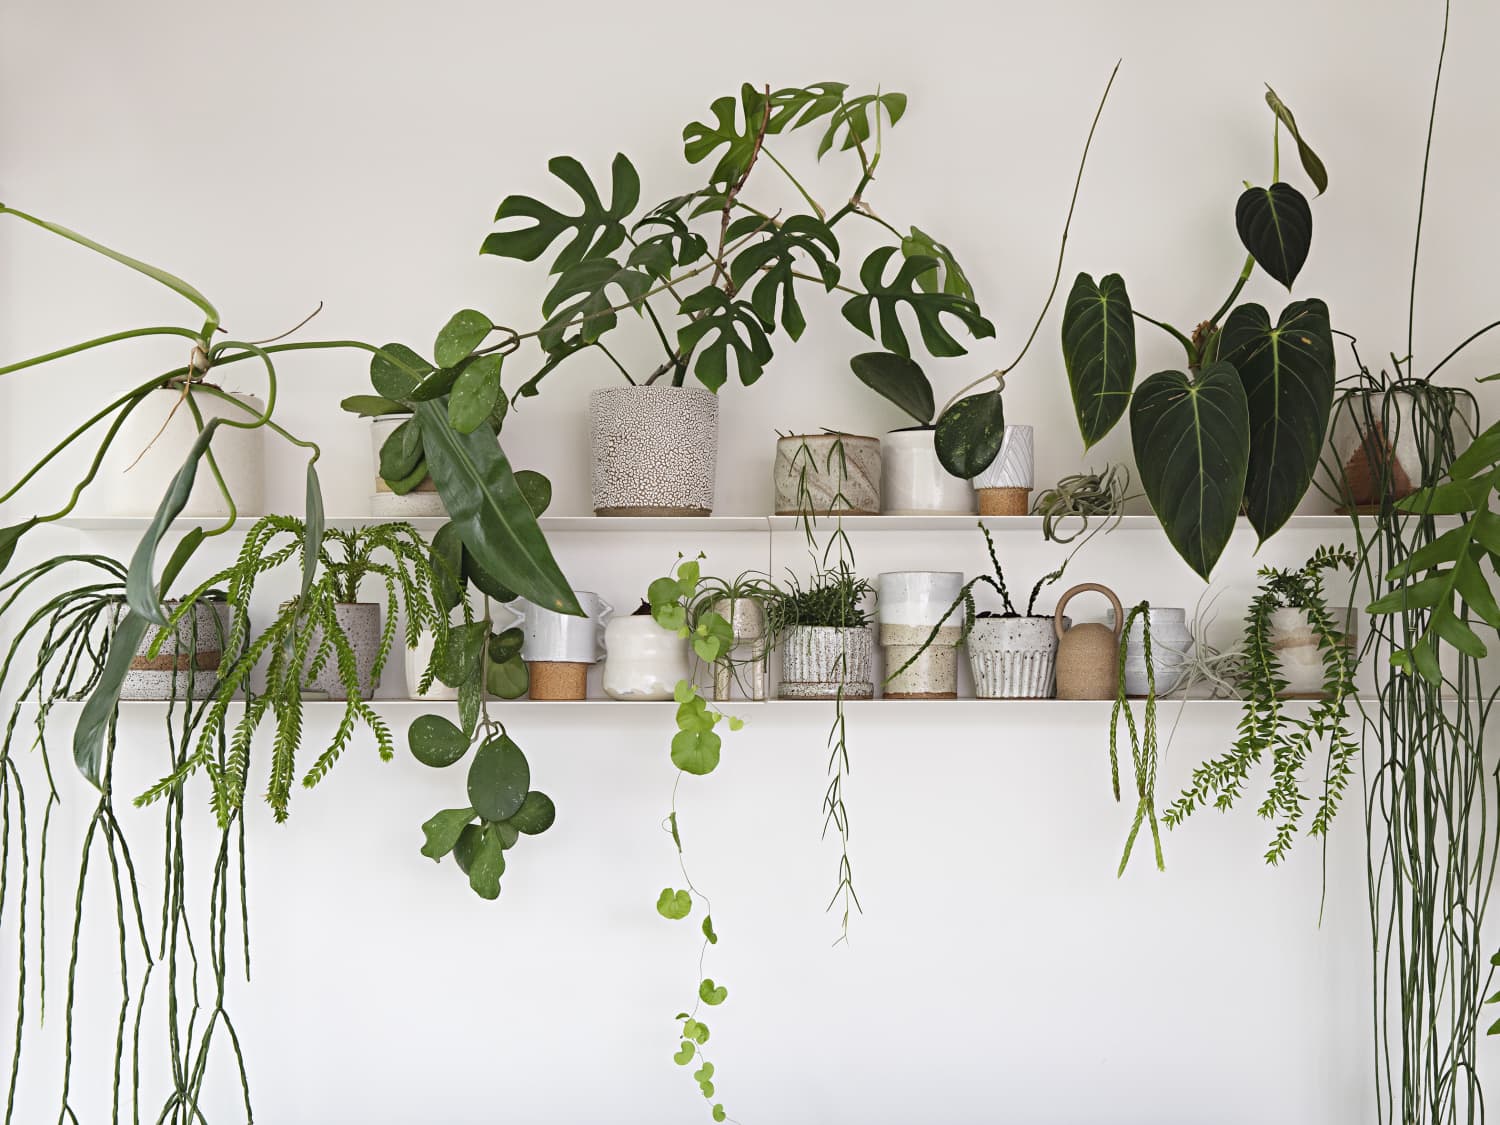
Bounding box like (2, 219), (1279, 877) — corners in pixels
(773, 433), (881, 515)
(97, 390), (264, 518)
(709, 596), (768, 701)
(602, 616), (690, 701)
(971, 425), (1034, 516)
(881, 429), (975, 514)
(590, 386), (718, 516)
(1107, 605), (1193, 697)
(880, 623), (962, 699)
(370, 415), (447, 517)
(120, 597), (234, 701)
(779, 626), (873, 700)
(1269, 607), (1357, 698)
(966, 615), (1065, 699)
(305, 602), (382, 699)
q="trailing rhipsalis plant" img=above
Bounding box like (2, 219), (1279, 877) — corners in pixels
(1111, 603), (1163, 875)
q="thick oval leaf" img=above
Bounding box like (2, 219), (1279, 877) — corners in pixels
(1235, 183), (1312, 288)
(849, 352), (933, 425)
(493, 821), (521, 849)
(370, 343), (433, 400)
(489, 627), (525, 664)
(513, 469), (553, 516)
(467, 735), (531, 821)
(509, 791), (557, 835)
(463, 548), (517, 603)
(438, 621), (488, 687)
(935, 388), (1005, 478)
(409, 714), (470, 768)
(485, 655), (529, 699)
(1219, 299), (1334, 543)
(1062, 272), (1136, 447)
(415, 401), (580, 615)
(435, 309), (493, 368)
(430, 521), (464, 610)
(379, 418), (424, 482)
(384, 458), (428, 495)
(449, 354), (504, 434)
(340, 394), (409, 417)
(453, 823), (485, 874)
(467, 827), (505, 900)
(1129, 362), (1250, 579)
(408, 366), (461, 403)
(420, 807), (475, 860)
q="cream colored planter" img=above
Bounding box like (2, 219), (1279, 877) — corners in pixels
(773, 433), (880, 515)
(602, 616), (689, 701)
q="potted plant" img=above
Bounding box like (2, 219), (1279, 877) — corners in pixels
(876, 570), (966, 698)
(773, 431), (881, 517)
(690, 571), (779, 701)
(475, 82), (997, 517)
(766, 564), (874, 700)
(120, 593), (233, 700)
(1107, 604), (1194, 697)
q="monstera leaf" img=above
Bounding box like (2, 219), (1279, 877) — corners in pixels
(760, 82), (849, 133)
(1219, 299), (1335, 542)
(728, 214), (839, 340)
(1235, 183), (1312, 288)
(1061, 272), (1136, 447)
(629, 198), (710, 279)
(901, 226), (974, 299)
(849, 352), (933, 424)
(1129, 362), (1251, 580)
(481, 154), (640, 274)
(676, 288), (774, 390)
(683, 89), (771, 184)
(537, 257), (652, 350)
(1368, 422), (1500, 683)
(816, 91), (907, 157)
(841, 246), (994, 359)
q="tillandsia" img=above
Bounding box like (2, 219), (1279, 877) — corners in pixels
(1111, 602), (1162, 875)
(1063, 88), (1335, 579)
(1031, 465), (1134, 544)
(1163, 547), (1357, 864)
(648, 557), (741, 1122)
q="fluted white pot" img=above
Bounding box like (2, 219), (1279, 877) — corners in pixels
(1108, 606), (1193, 697)
(1269, 607), (1357, 698)
(881, 429), (975, 514)
(371, 415), (446, 517)
(967, 615), (1064, 699)
(591, 386), (718, 516)
(779, 626), (873, 700)
(602, 616), (690, 701)
(97, 389), (264, 518)
(773, 433), (881, 515)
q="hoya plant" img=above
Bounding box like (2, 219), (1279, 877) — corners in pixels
(1060, 88), (1334, 578)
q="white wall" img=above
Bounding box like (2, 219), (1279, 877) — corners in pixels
(3, 0), (1500, 1121)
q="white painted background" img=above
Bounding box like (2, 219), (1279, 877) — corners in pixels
(3, 0), (1500, 1121)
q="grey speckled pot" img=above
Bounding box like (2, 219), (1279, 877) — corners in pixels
(880, 622), (960, 698)
(305, 602), (382, 699)
(773, 434), (880, 515)
(779, 626), (873, 700)
(121, 598), (234, 701)
(966, 616), (1065, 699)
(590, 386), (718, 516)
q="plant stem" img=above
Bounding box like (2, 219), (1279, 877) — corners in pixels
(1425, 319), (1500, 381)
(759, 146), (825, 219)
(1132, 309), (1199, 367)
(0, 327), (205, 378)
(1204, 254), (1255, 332)
(1409, 0), (1452, 373)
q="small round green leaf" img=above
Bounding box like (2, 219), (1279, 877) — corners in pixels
(698, 978), (727, 1006)
(449, 354), (504, 434)
(713, 1104), (726, 1121)
(488, 627), (524, 664)
(514, 470), (553, 516)
(492, 821), (521, 849)
(409, 714), (470, 768)
(467, 736), (531, 821)
(435, 309), (493, 369)
(486, 654), (529, 699)
(430, 522), (464, 610)
(384, 457), (429, 495)
(671, 728), (722, 775)
(656, 888), (692, 920)
(701, 914), (718, 944)
(673, 1041), (696, 1066)
(420, 807), (475, 860)
(509, 791), (557, 835)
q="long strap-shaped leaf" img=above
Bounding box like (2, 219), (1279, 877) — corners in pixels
(1129, 363), (1250, 580)
(415, 401), (581, 615)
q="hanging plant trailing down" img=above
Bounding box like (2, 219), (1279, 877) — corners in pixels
(1163, 546), (1359, 864)
(1110, 602), (1163, 874)
(1060, 89), (1335, 579)
(647, 557), (741, 1123)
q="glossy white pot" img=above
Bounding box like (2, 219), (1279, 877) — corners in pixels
(499, 591), (612, 664)
(97, 389), (264, 518)
(405, 629), (457, 701)
(881, 429), (974, 515)
(590, 386), (718, 516)
(877, 571), (965, 627)
(371, 415), (446, 517)
(602, 616), (690, 701)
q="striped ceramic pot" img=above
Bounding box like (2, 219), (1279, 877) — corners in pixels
(966, 615), (1064, 699)
(778, 626), (873, 700)
(120, 597), (234, 701)
(970, 425), (1034, 516)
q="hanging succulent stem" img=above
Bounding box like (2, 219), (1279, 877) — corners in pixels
(1110, 603), (1162, 875)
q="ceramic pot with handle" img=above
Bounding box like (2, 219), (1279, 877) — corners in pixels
(1053, 583), (1124, 700)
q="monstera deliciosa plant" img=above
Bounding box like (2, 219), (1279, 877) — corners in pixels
(417, 82), (994, 405)
(1061, 89), (1334, 578)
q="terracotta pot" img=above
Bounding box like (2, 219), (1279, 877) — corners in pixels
(966, 615), (1065, 699)
(970, 425), (1034, 516)
(371, 415), (446, 517)
(881, 429), (975, 514)
(590, 385), (718, 516)
(121, 597), (233, 701)
(602, 616), (689, 701)
(1053, 583), (1124, 700)
(773, 433), (880, 515)
(778, 626), (873, 700)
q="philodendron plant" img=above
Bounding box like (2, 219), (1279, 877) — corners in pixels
(1061, 89), (1335, 578)
(453, 82), (992, 404)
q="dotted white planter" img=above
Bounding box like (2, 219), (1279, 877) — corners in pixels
(120, 598), (233, 701)
(590, 386), (718, 516)
(305, 602), (382, 699)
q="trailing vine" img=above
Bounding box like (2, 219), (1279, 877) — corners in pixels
(1110, 602), (1162, 875)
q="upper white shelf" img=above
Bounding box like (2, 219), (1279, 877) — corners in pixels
(50, 513), (1375, 534)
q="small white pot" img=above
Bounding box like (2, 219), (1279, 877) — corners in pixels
(371, 415), (446, 517)
(877, 571), (965, 627)
(779, 626), (873, 700)
(405, 629), (457, 701)
(1108, 606), (1194, 697)
(773, 433), (881, 515)
(306, 602), (382, 699)
(591, 385), (718, 516)
(97, 389), (264, 518)
(967, 615), (1064, 699)
(501, 591), (612, 664)
(602, 616), (690, 701)
(881, 429), (975, 515)
(1269, 607), (1357, 698)
(970, 425), (1034, 516)
(709, 596), (769, 701)
(120, 597), (234, 701)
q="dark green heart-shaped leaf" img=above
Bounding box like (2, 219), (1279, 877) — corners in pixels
(379, 418), (423, 482)
(467, 827), (505, 900)
(449, 354), (504, 434)
(509, 791), (556, 835)
(849, 352), (933, 424)
(1219, 299), (1335, 543)
(341, 395), (409, 417)
(415, 402), (580, 615)
(467, 735), (531, 821)
(1062, 272), (1136, 447)
(435, 309), (492, 368)
(1265, 87), (1327, 195)
(482, 154), (639, 273)
(935, 388), (1005, 478)
(420, 807), (475, 860)
(841, 247), (994, 359)
(1129, 362), (1250, 579)
(1235, 183), (1312, 288)
(370, 343), (433, 400)
(409, 714), (470, 768)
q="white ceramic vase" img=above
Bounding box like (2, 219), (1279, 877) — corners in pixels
(779, 626), (873, 700)
(405, 629), (457, 701)
(1269, 607), (1357, 697)
(502, 591), (613, 664)
(371, 415), (446, 517)
(881, 429), (975, 514)
(966, 615), (1065, 699)
(709, 595), (768, 702)
(97, 389), (264, 518)
(773, 433), (881, 515)
(602, 616), (690, 701)
(306, 602), (382, 699)
(1108, 606), (1194, 697)
(970, 425), (1034, 516)
(590, 386), (718, 516)
(120, 597), (234, 701)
